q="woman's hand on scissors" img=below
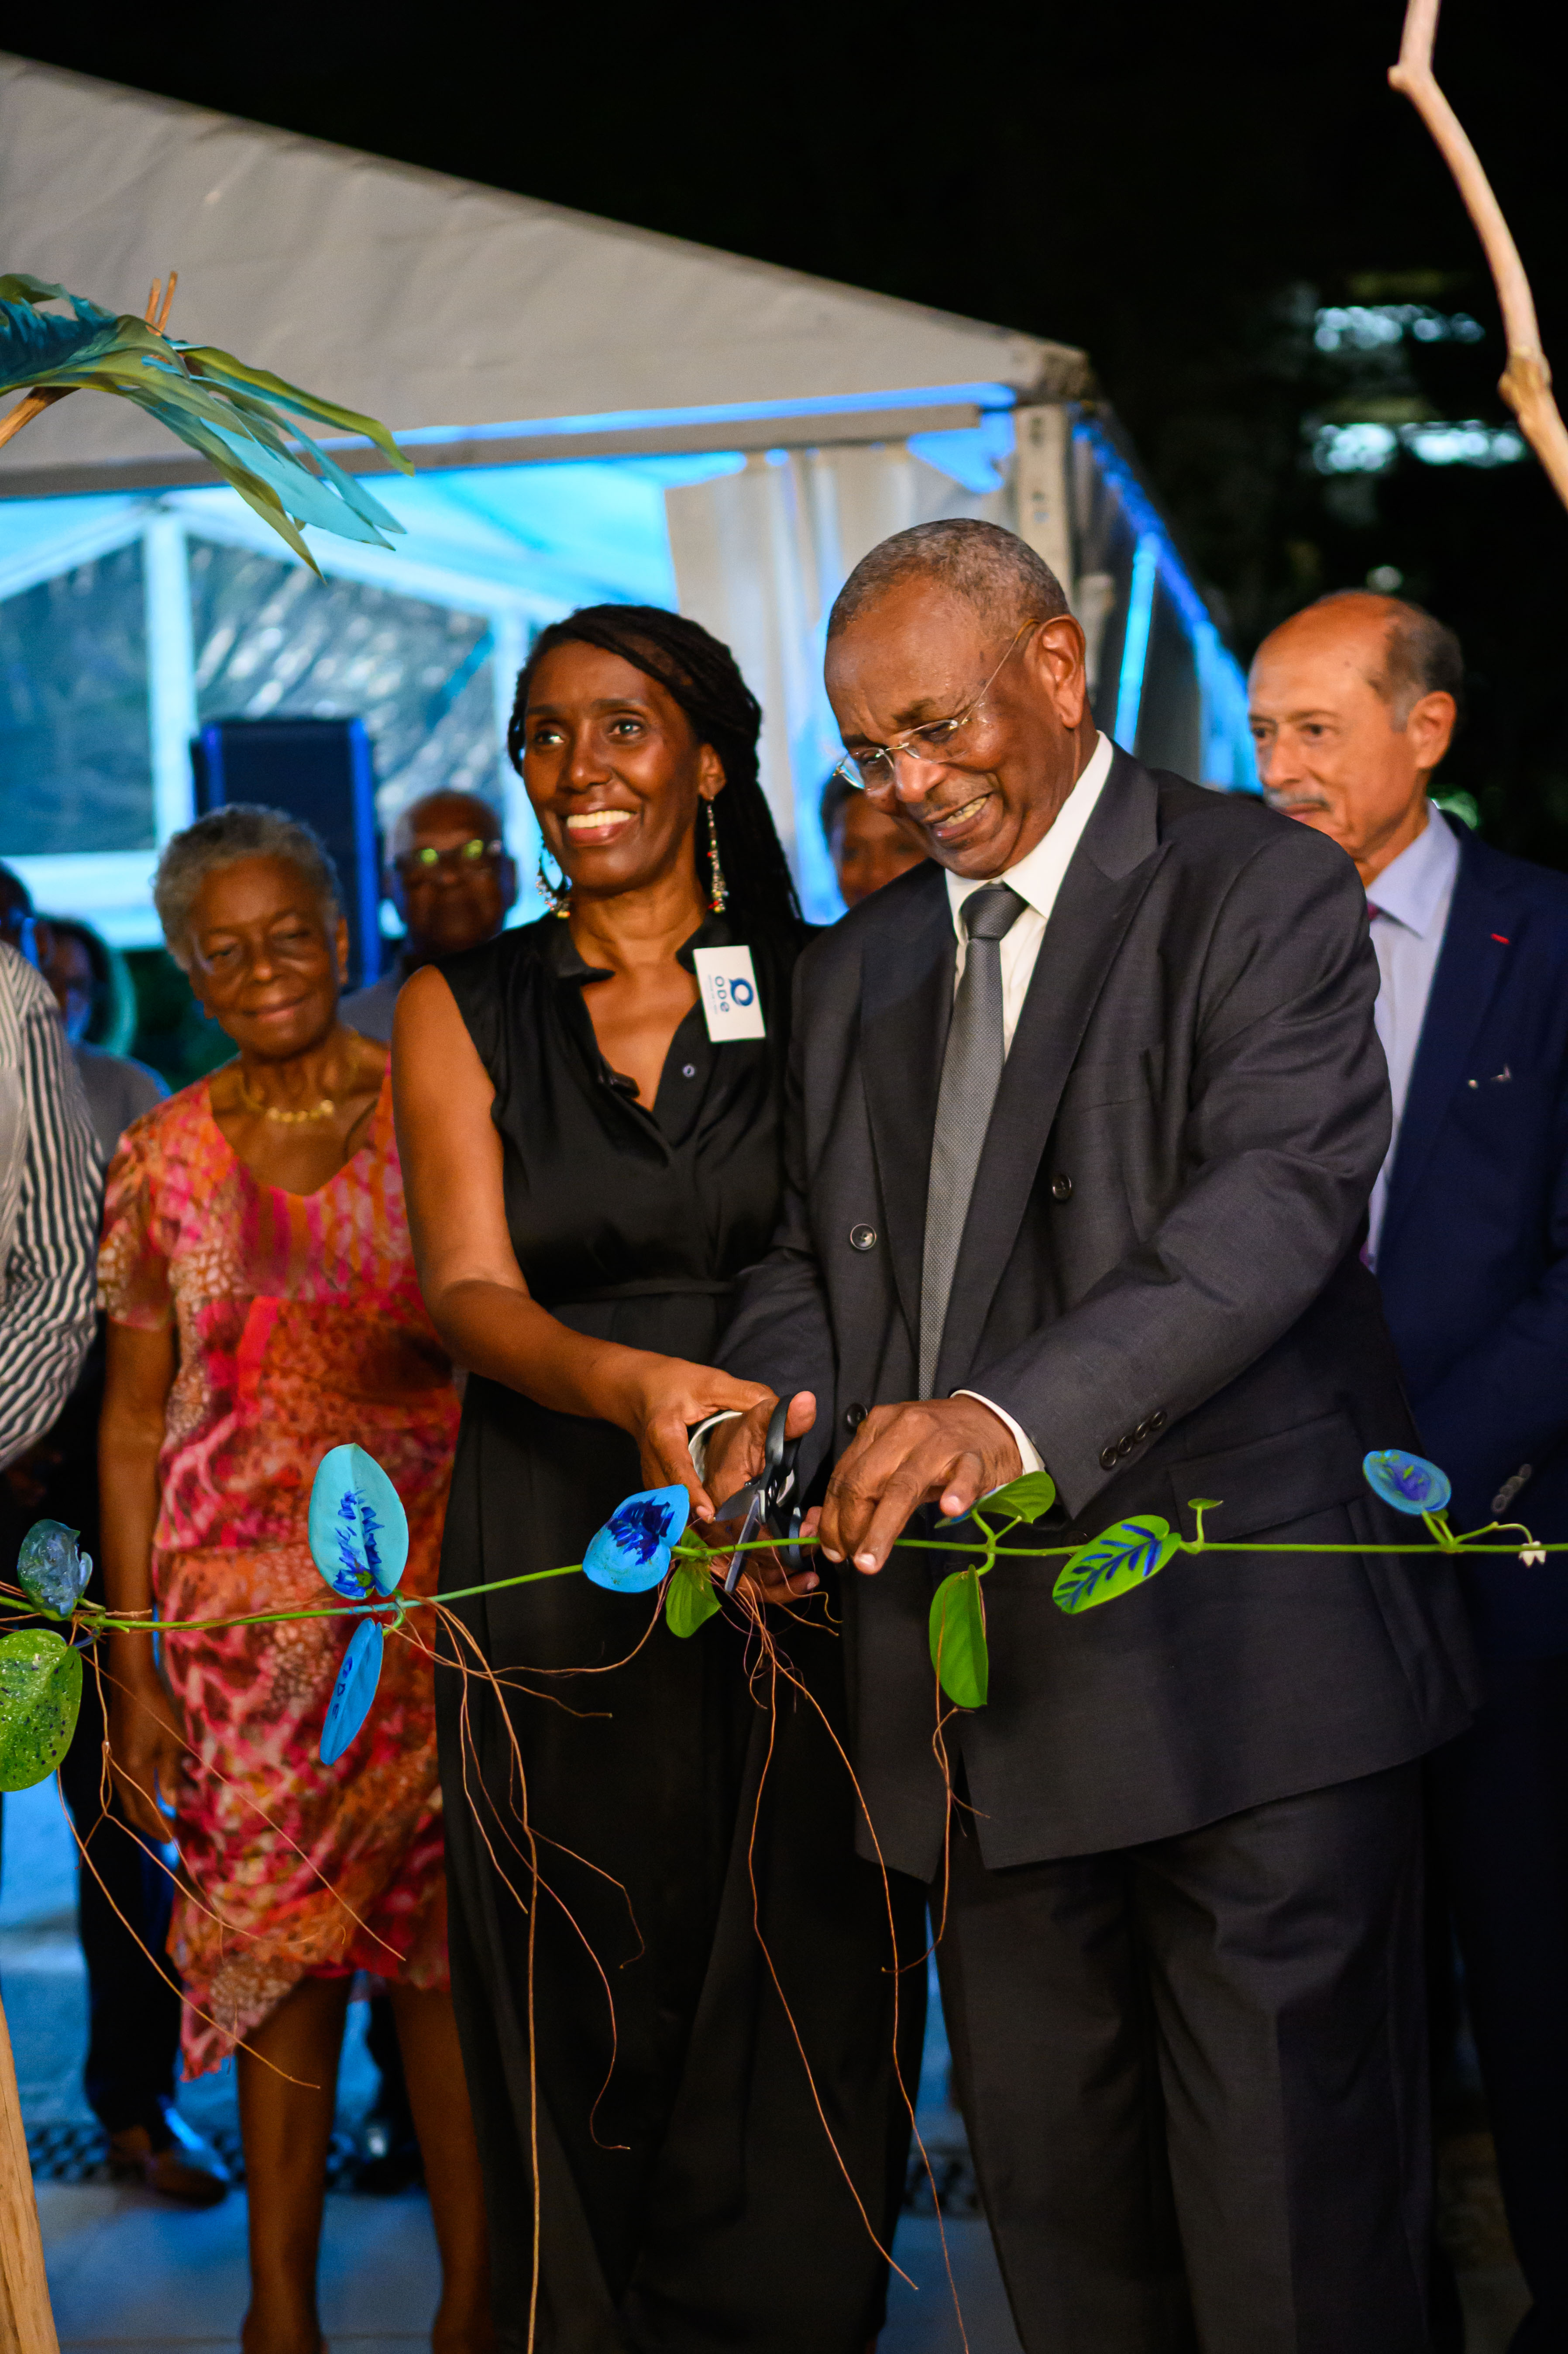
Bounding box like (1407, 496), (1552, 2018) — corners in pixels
(704, 1390), (820, 1602)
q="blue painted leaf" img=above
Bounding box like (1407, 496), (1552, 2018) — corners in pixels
(308, 1445), (409, 1599)
(929, 1570), (989, 1707)
(1053, 1516), (1181, 1615)
(664, 1559), (722, 1638)
(16, 1519), (93, 1618)
(0, 1629), (83, 1790)
(320, 1617), (384, 1764)
(584, 1486), (691, 1594)
(1362, 1449), (1452, 1516)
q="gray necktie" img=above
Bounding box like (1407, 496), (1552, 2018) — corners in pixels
(919, 883), (1027, 1395)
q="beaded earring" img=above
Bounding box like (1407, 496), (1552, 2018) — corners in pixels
(536, 848), (571, 919)
(705, 799), (728, 915)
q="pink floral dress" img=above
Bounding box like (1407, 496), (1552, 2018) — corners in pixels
(98, 1073), (458, 2073)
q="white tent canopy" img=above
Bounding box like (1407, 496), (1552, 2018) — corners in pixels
(0, 53), (1084, 489)
(0, 54), (1251, 946)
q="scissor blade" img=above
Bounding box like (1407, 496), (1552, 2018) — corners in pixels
(723, 1494), (764, 1594)
(713, 1480), (763, 1525)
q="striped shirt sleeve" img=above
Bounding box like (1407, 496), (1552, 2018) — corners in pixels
(0, 946), (102, 1469)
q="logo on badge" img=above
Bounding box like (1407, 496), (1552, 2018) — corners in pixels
(693, 946), (767, 1042)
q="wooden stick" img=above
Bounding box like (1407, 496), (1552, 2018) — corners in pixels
(1389, 0), (1568, 511)
(0, 1993), (58, 2353)
(0, 389), (69, 453)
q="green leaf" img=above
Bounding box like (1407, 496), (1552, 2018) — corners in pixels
(1053, 1516), (1180, 1616)
(0, 1629), (83, 1791)
(928, 1569), (989, 1707)
(1186, 1498), (1221, 1512)
(983, 1469), (1057, 1523)
(664, 1560), (722, 1639)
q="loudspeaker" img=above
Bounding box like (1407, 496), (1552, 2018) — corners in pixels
(190, 717), (381, 987)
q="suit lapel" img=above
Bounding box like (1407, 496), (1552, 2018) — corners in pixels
(1378, 840), (1512, 1260)
(859, 866), (954, 1344)
(936, 754), (1167, 1392)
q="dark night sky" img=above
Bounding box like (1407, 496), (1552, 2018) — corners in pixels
(7, 1), (1566, 855)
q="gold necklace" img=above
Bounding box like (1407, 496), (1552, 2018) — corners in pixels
(237, 1073), (337, 1125)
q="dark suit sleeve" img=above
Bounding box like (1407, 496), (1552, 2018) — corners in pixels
(1404, 1124), (1568, 1518)
(980, 826), (1392, 1517)
(719, 959), (839, 1483)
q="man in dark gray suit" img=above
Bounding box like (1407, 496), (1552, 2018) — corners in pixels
(688, 521), (1477, 2353)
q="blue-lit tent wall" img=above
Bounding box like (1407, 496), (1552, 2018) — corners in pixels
(0, 51), (1254, 947)
(0, 406), (1254, 945)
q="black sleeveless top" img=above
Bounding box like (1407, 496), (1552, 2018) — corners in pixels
(433, 904), (922, 2345)
(441, 908), (803, 1325)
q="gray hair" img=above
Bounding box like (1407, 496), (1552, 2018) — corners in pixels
(1309, 590), (1464, 725)
(153, 804), (343, 971)
(828, 519), (1070, 643)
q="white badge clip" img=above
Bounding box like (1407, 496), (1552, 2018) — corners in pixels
(693, 945), (766, 1043)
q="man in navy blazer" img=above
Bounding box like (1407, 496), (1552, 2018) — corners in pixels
(1252, 589), (1568, 2354)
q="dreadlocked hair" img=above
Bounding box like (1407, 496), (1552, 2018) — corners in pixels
(507, 605), (801, 935)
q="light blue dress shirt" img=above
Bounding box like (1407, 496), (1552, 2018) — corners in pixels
(1365, 806), (1461, 1263)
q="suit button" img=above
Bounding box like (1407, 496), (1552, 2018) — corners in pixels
(1100, 1444), (1120, 1471)
(1051, 1174), (1073, 1202)
(845, 1402), (867, 1433)
(1148, 1409), (1166, 1433)
(849, 1224), (878, 1251)
(1116, 1436), (1135, 1459)
(1133, 1421), (1150, 1443)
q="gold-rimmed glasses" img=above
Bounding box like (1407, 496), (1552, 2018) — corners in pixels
(832, 622), (1034, 795)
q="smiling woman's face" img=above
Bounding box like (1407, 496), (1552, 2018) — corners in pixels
(519, 640), (723, 904)
(186, 854), (347, 1060)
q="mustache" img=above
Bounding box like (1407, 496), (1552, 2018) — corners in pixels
(1265, 788), (1331, 812)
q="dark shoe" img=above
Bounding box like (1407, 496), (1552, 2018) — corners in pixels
(107, 2112), (230, 2206)
(353, 2104), (424, 2195)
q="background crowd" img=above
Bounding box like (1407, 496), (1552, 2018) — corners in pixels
(0, 546), (1562, 2354)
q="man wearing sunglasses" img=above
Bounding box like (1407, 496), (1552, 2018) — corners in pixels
(692, 520), (1475, 2354)
(342, 788), (517, 1043)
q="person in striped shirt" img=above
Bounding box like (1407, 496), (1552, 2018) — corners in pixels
(0, 924), (100, 1469)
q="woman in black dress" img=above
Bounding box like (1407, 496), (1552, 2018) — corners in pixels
(395, 608), (921, 2354)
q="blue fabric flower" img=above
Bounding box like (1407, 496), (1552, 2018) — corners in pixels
(308, 1444), (409, 1600)
(307, 1445), (409, 1763)
(16, 1519), (93, 1619)
(1362, 1449), (1453, 1516)
(584, 1487), (692, 1594)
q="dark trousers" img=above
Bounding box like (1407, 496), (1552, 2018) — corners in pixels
(1430, 1658), (1568, 2349)
(935, 1761), (1433, 2354)
(56, 1658), (181, 2137)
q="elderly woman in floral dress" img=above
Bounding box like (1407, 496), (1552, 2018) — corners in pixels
(98, 804), (493, 2354)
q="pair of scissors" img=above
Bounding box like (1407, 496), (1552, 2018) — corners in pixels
(713, 1400), (804, 1595)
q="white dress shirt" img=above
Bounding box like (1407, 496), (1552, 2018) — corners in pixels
(1364, 807), (1460, 1263)
(948, 732), (1114, 1476)
(946, 730), (1114, 1048)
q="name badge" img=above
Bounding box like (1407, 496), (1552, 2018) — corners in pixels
(693, 945), (766, 1043)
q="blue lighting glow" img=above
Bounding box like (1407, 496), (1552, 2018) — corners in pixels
(369, 383), (1020, 453)
(1074, 419), (1256, 793)
(1114, 537), (1159, 752)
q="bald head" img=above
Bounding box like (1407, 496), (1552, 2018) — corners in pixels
(388, 788), (516, 964)
(389, 789), (502, 864)
(1248, 592), (1461, 888)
